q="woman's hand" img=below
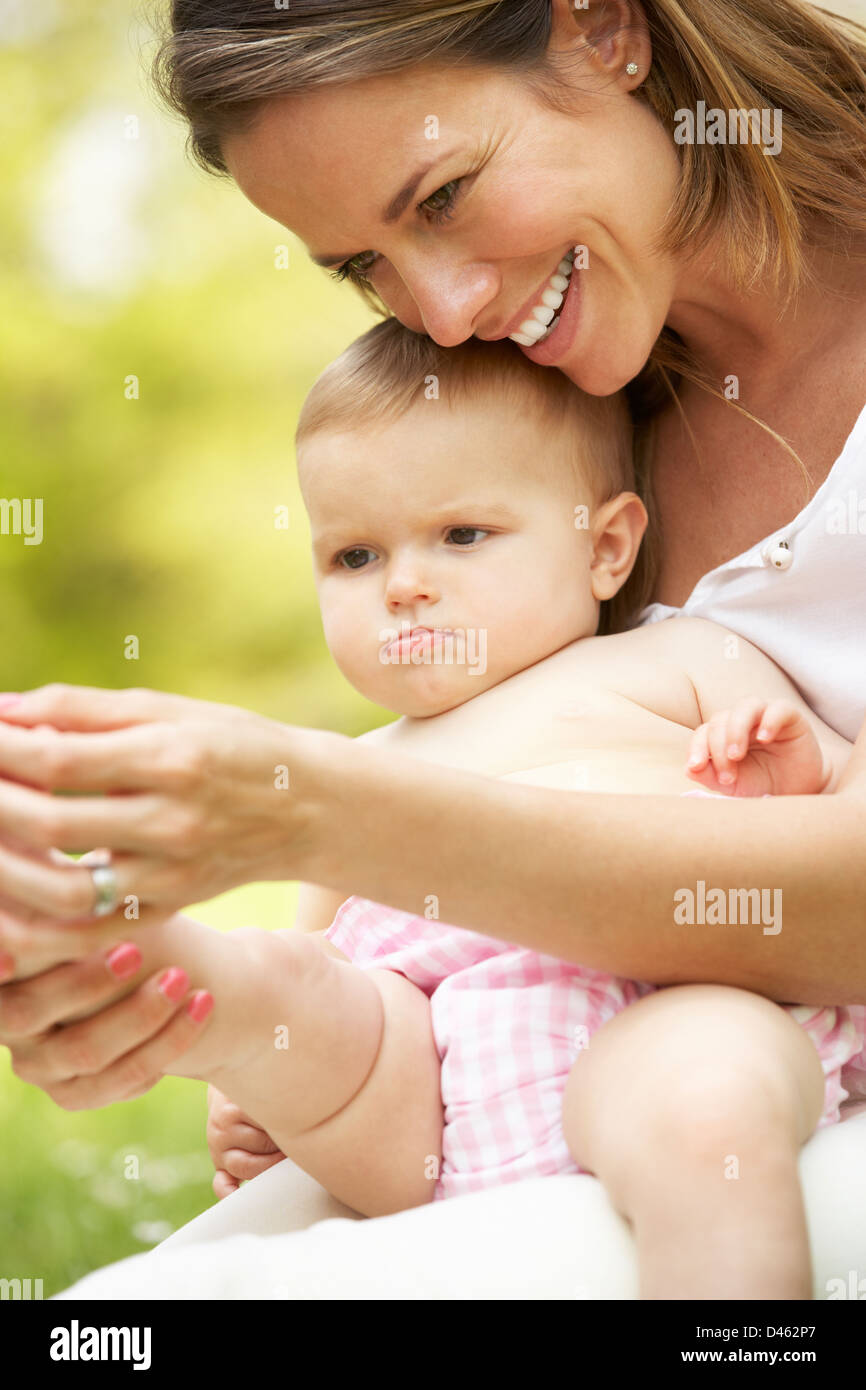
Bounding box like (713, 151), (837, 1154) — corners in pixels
(0, 685), (339, 920)
(0, 946), (214, 1110)
(206, 1085), (286, 1199)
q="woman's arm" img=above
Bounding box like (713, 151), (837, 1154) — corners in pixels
(0, 684), (863, 1003)
(296, 719), (866, 1005)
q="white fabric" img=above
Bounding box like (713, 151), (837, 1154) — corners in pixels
(56, 1107), (866, 1300)
(635, 400), (866, 741)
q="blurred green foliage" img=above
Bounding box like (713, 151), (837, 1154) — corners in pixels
(0, 0), (382, 1295)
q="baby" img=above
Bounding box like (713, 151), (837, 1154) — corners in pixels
(205, 318), (865, 1299)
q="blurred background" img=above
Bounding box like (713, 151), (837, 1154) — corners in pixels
(0, 0), (382, 1295)
(1, 0), (864, 1295)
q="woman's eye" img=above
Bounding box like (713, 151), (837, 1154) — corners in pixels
(421, 179), (462, 224)
(330, 251), (379, 285)
(329, 178), (464, 285)
(446, 527), (488, 546)
(336, 547), (376, 570)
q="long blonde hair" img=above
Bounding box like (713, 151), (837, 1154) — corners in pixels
(151, 0), (866, 623)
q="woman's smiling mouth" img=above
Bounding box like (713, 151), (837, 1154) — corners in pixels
(476, 248), (575, 346)
(507, 249), (575, 346)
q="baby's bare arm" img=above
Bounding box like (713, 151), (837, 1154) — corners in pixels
(656, 617), (854, 787)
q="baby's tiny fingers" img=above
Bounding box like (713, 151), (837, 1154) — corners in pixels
(706, 717), (737, 782)
(213, 1169), (240, 1201)
(724, 698), (768, 758)
(221, 1147), (286, 1183)
(754, 699), (800, 742)
(686, 725), (710, 771)
(223, 1122), (281, 1156)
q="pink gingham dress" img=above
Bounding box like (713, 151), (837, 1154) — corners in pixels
(326, 790), (866, 1201)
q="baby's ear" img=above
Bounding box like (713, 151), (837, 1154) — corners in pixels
(589, 493), (647, 601)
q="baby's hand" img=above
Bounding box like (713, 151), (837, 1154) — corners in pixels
(206, 1086), (286, 1199)
(686, 697), (828, 798)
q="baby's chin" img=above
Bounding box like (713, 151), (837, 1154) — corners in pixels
(368, 667), (494, 719)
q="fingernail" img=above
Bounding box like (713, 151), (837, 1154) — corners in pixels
(186, 990), (214, 1023)
(105, 943), (142, 979)
(0, 951), (15, 981)
(756, 729), (770, 741)
(0, 695), (21, 710)
(719, 771), (735, 784)
(726, 745), (739, 757)
(687, 757), (702, 768)
(158, 967), (189, 1002)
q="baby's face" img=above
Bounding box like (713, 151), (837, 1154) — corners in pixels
(299, 395), (608, 717)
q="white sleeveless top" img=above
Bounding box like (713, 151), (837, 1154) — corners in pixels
(633, 401), (866, 742)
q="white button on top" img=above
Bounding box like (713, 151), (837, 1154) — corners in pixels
(762, 539), (793, 570)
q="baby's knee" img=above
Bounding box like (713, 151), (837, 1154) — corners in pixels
(562, 985), (823, 1204)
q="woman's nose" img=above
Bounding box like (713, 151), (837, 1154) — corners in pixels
(387, 256), (498, 348)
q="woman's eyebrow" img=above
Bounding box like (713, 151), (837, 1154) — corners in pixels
(309, 155), (451, 267)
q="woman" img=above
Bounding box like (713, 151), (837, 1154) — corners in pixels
(2, 0), (866, 1296)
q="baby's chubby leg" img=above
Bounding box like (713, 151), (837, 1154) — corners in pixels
(269, 958), (444, 1217)
(562, 984), (825, 1299)
(157, 923), (444, 1218)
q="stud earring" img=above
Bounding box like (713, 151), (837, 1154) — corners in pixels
(625, 61), (639, 76)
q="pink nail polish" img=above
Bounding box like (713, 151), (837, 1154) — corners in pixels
(186, 990), (214, 1023)
(105, 943), (142, 979)
(158, 967), (189, 1002)
(0, 695), (21, 711)
(0, 951), (15, 981)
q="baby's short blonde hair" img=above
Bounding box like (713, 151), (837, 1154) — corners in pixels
(295, 318), (647, 633)
(296, 318), (634, 508)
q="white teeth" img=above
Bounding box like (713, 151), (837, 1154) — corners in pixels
(509, 251), (575, 347)
(517, 317), (550, 340)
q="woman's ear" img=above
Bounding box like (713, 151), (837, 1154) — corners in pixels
(588, 491), (648, 601)
(548, 0), (651, 90)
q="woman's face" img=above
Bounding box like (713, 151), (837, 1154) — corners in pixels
(222, 10), (681, 395)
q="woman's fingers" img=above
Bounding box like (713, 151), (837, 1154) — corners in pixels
(0, 900), (170, 977)
(30, 993), (215, 1112)
(0, 701), (309, 915)
(0, 840), (192, 922)
(0, 723), (159, 794)
(0, 944), (143, 1038)
(0, 684), (219, 733)
(7, 964), (192, 1079)
(7, 970), (214, 1108)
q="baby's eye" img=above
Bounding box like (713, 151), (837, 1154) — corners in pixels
(336, 547), (376, 570)
(445, 527), (488, 546)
